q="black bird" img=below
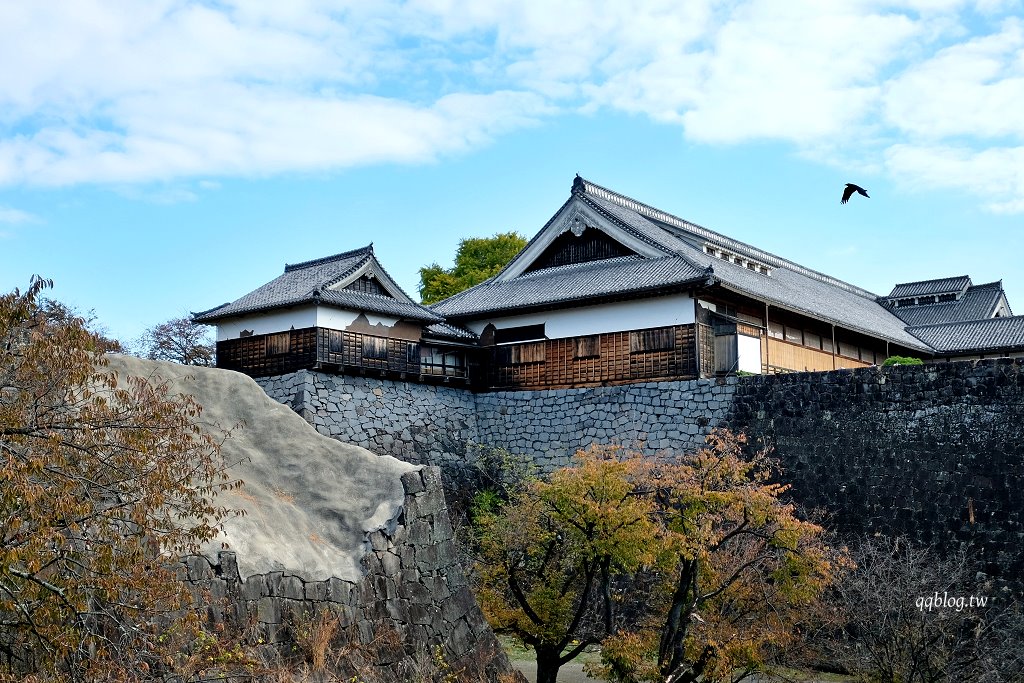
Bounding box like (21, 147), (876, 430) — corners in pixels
(841, 183), (869, 204)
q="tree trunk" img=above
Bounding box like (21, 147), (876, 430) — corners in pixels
(535, 646), (563, 683)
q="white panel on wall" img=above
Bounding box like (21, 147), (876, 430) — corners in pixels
(315, 307), (359, 330)
(466, 294), (696, 338)
(216, 306), (318, 341)
(737, 333), (763, 374)
(316, 307), (400, 330)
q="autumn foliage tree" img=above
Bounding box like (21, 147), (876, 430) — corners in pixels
(475, 431), (845, 683)
(624, 430), (846, 683)
(0, 277), (239, 681)
(475, 446), (665, 683)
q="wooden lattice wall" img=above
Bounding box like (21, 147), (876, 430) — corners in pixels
(483, 324), (698, 390)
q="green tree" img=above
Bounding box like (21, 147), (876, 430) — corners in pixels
(418, 231), (527, 304)
(0, 277), (239, 681)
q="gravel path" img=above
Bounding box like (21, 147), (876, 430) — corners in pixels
(509, 658), (600, 683)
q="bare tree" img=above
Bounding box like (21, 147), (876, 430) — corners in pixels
(823, 536), (1024, 682)
(134, 315), (216, 366)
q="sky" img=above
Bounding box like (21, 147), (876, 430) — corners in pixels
(1, 0), (1022, 345)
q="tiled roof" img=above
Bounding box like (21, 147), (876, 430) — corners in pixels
(908, 316), (1024, 353)
(886, 276), (972, 300)
(432, 255), (709, 317)
(888, 282), (1006, 327)
(195, 246), (442, 324)
(682, 241), (930, 349)
(424, 321), (478, 341)
(439, 176), (928, 350)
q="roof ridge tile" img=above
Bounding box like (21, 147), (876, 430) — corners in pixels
(285, 245), (373, 272)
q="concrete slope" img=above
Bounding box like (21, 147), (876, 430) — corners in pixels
(105, 355), (419, 581)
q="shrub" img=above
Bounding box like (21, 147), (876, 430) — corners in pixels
(883, 355), (924, 366)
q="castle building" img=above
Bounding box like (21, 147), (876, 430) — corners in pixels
(193, 245), (475, 384)
(195, 176), (1024, 390)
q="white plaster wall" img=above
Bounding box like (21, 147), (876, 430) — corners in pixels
(737, 333), (763, 374)
(216, 306), (318, 341)
(465, 294), (696, 339)
(215, 306), (402, 341)
(315, 307), (400, 330)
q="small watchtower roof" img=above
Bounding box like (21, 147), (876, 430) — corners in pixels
(194, 245), (443, 324)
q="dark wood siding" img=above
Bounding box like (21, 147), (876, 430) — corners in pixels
(482, 324), (698, 390)
(525, 228), (634, 271)
(344, 276), (392, 297)
(216, 327), (468, 381)
(216, 327), (318, 377)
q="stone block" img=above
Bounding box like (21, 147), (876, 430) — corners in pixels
(305, 580), (328, 601)
(257, 596), (281, 624)
(241, 575), (266, 601)
(185, 555), (214, 582)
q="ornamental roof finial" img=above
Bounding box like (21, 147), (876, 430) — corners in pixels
(571, 174), (586, 196)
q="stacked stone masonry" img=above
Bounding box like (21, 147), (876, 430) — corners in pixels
(259, 360), (1024, 582)
(725, 359), (1024, 579)
(257, 370), (738, 471)
(183, 467), (521, 682)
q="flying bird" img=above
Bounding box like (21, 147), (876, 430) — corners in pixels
(841, 183), (869, 204)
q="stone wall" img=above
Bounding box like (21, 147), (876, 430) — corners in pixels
(259, 371), (739, 471)
(257, 361), (1024, 580)
(724, 359), (1024, 578)
(182, 467), (521, 682)
(474, 379), (739, 470)
(257, 370), (479, 468)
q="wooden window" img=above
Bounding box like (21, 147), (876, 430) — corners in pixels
(494, 324), (546, 345)
(574, 335), (600, 359)
(512, 342), (546, 364)
(804, 331), (821, 349)
(784, 326), (802, 344)
(737, 312), (763, 326)
(768, 321), (784, 339)
(861, 347), (876, 364)
(362, 336), (388, 360)
(266, 332), (290, 356)
(406, 343), (420, 364)
(822, 336), (834, 353)
(838, 341), (858, 359)
(328, 330), (344, 353)
(630, 327), (675, 353)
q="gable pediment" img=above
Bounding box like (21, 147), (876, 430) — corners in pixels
(326, 257), (409, 302)
(496, 197), (668, 281)
(525, 227), (636, 272)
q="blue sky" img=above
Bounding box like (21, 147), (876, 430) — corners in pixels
(1, 0), (1022, 344)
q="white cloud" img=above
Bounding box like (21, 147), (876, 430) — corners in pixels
(883, 17), (1024, 139)
(885, 143), (1024, 210)
(0, 205), (39, 224)
(0, 0), (1023, 211)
